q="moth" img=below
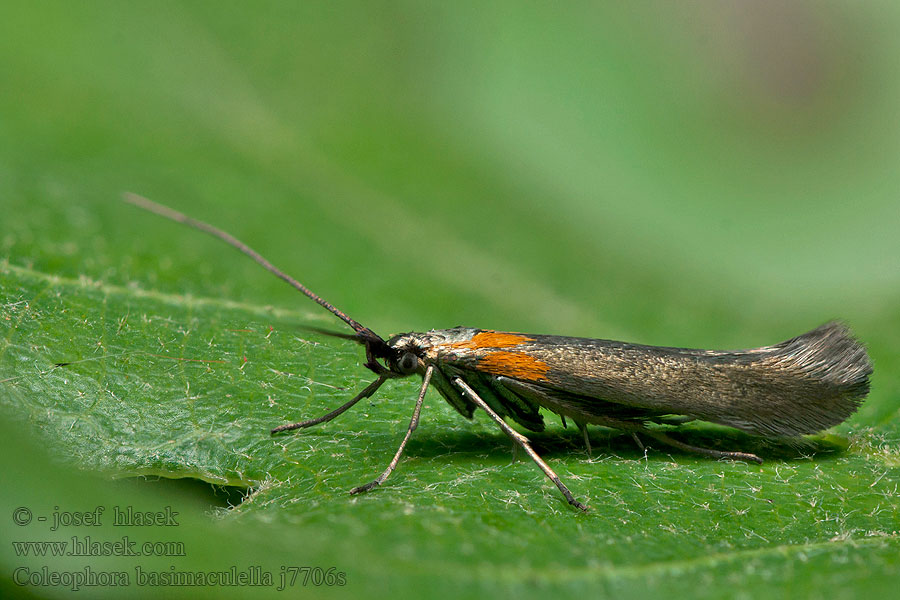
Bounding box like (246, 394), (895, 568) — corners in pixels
(124, 193), (872, 511)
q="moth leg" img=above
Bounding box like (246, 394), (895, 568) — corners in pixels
(641, 429), (763, 464)
(631, 433), (645, 453)
(271, 375), (387, 433)
(452, 377), (589, 512)
(350, 366), (434, 495)
(574, 420), (592, 456)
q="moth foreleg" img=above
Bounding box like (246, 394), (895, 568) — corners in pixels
(452, 376), (589, 512)
(349, 366), (435, 495)
(271, 375), (387, 434)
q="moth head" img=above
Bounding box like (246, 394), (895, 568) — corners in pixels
(384, 332), (431, 376)
(392, 350), (420, 375)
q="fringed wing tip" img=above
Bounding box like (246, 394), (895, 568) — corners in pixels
(776, 321), (872, 394)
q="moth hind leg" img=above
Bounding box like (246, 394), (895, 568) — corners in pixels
(590, 414), (762, 463)
(640, 428), (763, 464)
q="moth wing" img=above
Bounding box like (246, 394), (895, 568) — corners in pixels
(494, 376), (670, 424)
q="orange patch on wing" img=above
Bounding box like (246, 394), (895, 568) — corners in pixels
(449, 331), (534, 350)
(478, 351), (550, 381)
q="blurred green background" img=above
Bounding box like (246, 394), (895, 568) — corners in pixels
(1, 2), (898, 598)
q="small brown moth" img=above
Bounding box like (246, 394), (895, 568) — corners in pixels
(125, 193), (872, 511)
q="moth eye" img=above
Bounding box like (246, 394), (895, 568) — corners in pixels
(398, 352), (418, 374)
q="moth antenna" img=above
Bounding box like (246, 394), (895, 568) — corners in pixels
(298, 325), (367, 344)
(123, 193), (381, 342)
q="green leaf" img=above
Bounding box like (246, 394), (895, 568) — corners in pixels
(2, 3), (899, 598)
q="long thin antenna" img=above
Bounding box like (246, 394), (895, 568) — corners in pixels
(122, 193), (379, 340)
